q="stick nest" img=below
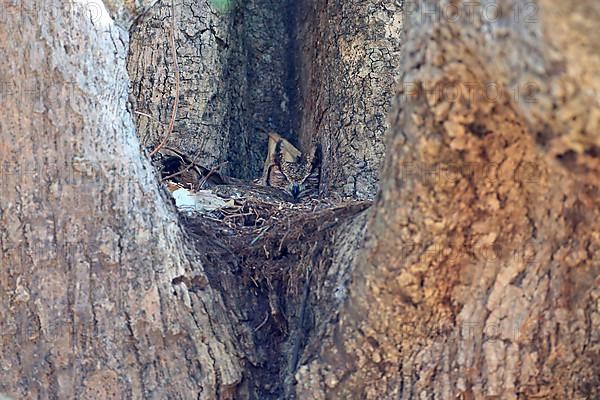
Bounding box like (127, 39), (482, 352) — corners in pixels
(179, 184), (371, 294)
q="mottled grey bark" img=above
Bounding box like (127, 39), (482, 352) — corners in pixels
(296, 0), (404, 199)
(128, 0), (298, 180)
(0, 2), (242, 398)
(128, 0), (405, 198)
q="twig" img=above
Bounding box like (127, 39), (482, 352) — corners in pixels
(134, 111), (166, 125)
(203, 216), (225, 223)
(250, 225), (271, 245)
(135, 111), (165, 145)
(198, 160), (229, 189)
(150, 0), (179, 157)
(223, 212), (254, 219)
(253, 312), (270, 332)
(161, 150), (203, 181)
(278, 223), (291, 253)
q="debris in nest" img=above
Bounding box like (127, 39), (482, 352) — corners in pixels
(150, 144), (300, 213)
(149, 144), (371, 286)
(170, 188), (230, 213)
(180, 193), (371, 303)
(150, 146), (228, 190)
(162, 150), (372, 330)
(180, 191), (371, 257)
(149, 144), (369, 230)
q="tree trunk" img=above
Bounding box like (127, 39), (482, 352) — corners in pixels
(0, 2), (242, 398)
(293, 1), (600, 399)
(296, 0), (403, 198)
(1, 0), (598, 399)
(128, 0), (298, 180)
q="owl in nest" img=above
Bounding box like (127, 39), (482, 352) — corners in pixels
(260, 132), (321, 200)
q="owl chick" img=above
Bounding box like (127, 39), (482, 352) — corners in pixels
(266, 136), (321, 200)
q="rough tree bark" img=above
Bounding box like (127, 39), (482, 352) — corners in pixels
(296, 0), (404, 198)
(293, 0), (600, 399)
(1, 0), (598, 399)
(127, 0), (298, 180)
(0, 2), (243, 398)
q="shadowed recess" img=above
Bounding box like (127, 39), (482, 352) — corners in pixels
(210, 0), (234, 12)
